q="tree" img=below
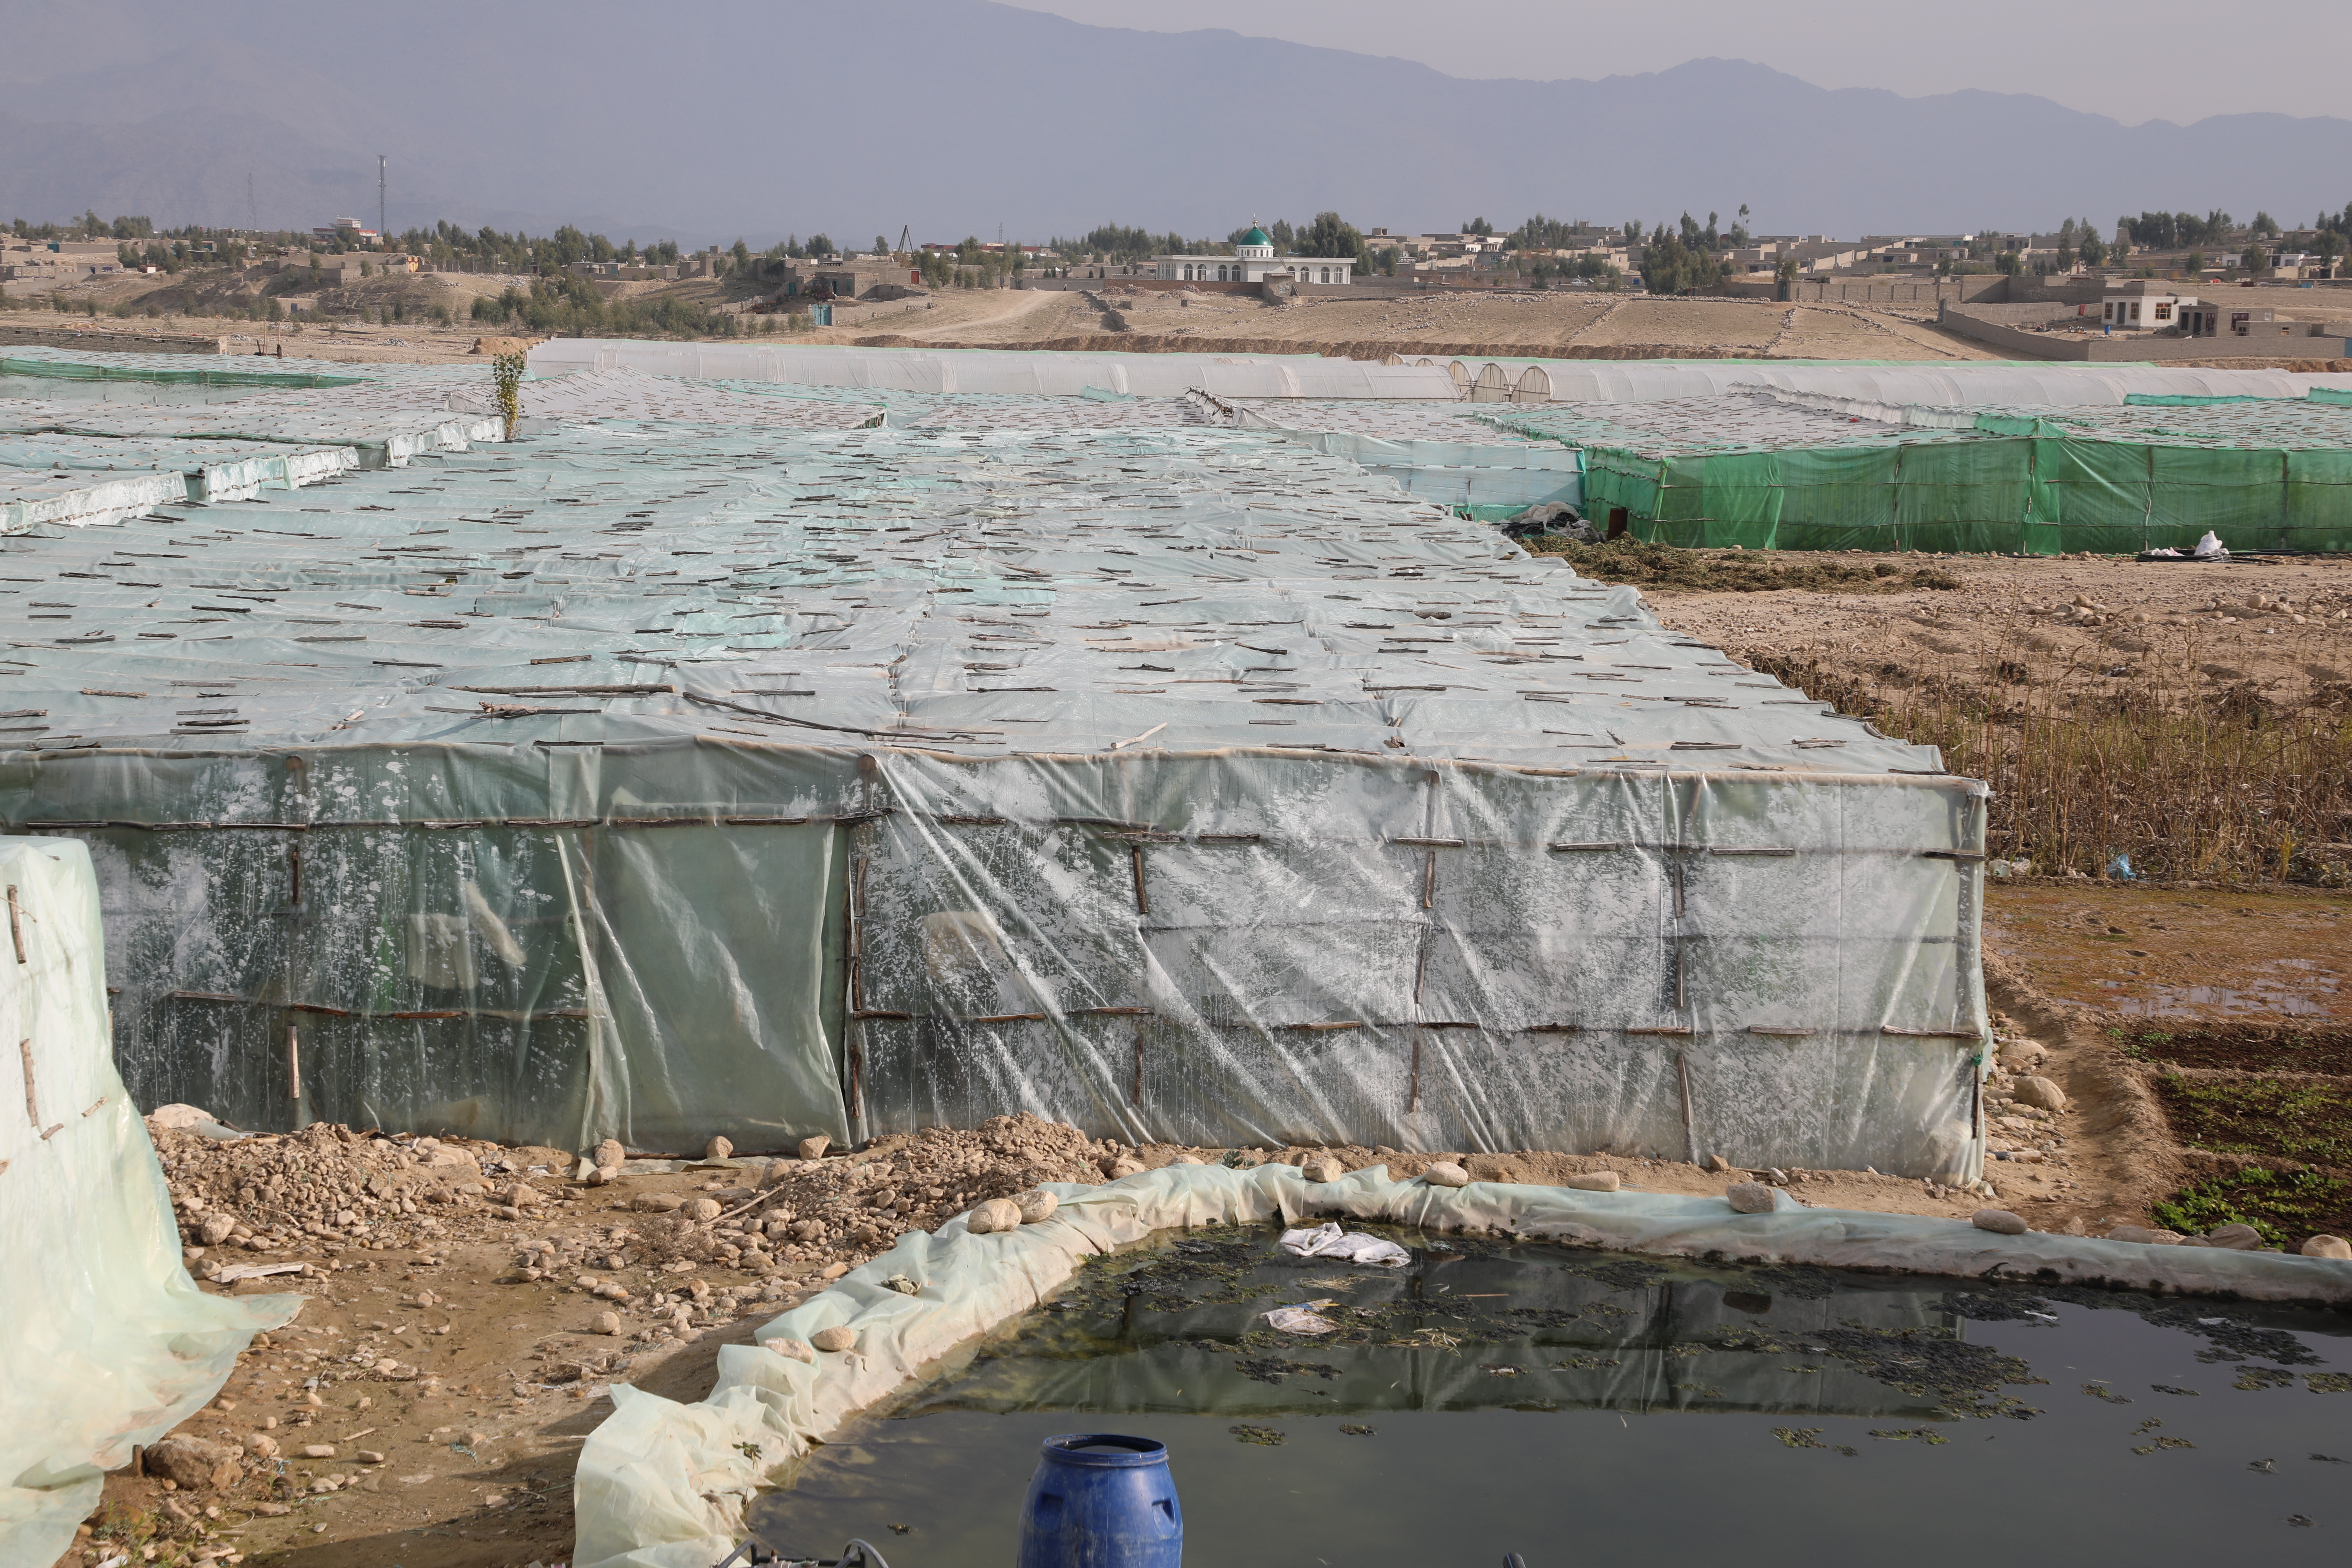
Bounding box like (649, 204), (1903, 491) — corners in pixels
(730, 238), (752, 273)
(1995, 250), (2023, 275)
(2252, 211), (2279, 238)
(874, 235), (891, 256)
(2240, 243), (2266, 272)
(1462, 217), (1493, 236)
(2080, 229), (2108, 267)
(1296, 212), (1366, 264)
(806, 233), (833, 257)
(1640, 223), (1722, 294)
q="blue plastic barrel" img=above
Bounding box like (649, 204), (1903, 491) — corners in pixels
(1016, 1433), (1182, 1568)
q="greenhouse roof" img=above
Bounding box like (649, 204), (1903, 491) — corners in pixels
(0, 364), (1936, 779)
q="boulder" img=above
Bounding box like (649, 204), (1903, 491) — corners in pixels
(593, 1311), (622, 1335)
(1422, 1162), (1469, 1188)
(1972, 1208), (2029, 1235)
(2012, 1076), (2069, 1113)
(967, 1198), (1023, 1234)
(1563, 1171), (1621, 1193)
(811, 1326), (856, 1353)
(1299, 1154), (1345, 1183)
(2301, 1234), (2352, 1260)
(2104, 1225), (2184, 1245)
(592, 1138), (625, 1172)
(1724, 1182), (1776, 1214)
(144, 1436), (241, 1490)
(684, 1198), (723, 1223)
(1105, 1158), (1146, 1179)
(704, 1136), (734, 1163)
(760, 1337), (816, 1364)
(798, 1135), (832, 1162)
(632, 1193), (683, 1213)
(1013, 1188), (1058, 1224)
(2205, 1223), (2264, 1251)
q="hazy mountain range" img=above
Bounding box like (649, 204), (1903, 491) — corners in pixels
(4, 0), (2347, 246)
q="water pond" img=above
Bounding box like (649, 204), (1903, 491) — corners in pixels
(749, 1224), (2352, 1567)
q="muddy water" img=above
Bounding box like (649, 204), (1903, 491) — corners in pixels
(1985, 885), (2352, 1022)
(747, 1226), (2352, 1567)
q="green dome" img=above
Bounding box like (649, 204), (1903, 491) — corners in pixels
(1239, 226), (1273, 247)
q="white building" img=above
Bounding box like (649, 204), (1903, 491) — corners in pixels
(2101, 281), (2192, 329)
(1149, 224), (1355, 286)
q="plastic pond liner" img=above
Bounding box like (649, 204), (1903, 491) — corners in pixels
(747, 1222), (2352, 1566)
(571, 1165), (2352, 1568)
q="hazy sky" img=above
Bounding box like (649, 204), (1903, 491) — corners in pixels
(1002, 0), (2348, 125)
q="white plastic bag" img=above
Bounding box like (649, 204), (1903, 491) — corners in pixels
(1279, 1222), (1411, 1267)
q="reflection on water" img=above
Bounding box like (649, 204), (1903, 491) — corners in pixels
(748, 1225), (2352, 1568)
(2100, 959), (2338, 1019)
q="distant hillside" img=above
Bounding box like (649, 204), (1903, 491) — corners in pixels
(2, 0), (2346, 244)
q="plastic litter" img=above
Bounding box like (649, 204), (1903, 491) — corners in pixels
(1277, 1222), (1412, 1267)
(2194, 530), (2229, 558)
(2107, 854), (2136, 880)
(1262, 1302), (1344, 1335)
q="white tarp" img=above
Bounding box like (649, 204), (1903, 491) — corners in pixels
(0, 840), (296, 1568)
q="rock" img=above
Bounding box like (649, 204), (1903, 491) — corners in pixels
(760, 1337), (816, 1364)
(798, 1135), (832, 1162)
(2206, 1223), (2264, 1251)
(1013, 1188), (1058, 1224)
(197, 1213), (237, 1246)
(592, 1139), (625, 1172)
(1106, 1158), (1146, 1179)
(1422, 1162), (1469, 1188)
(684, 1198), (723, 1223)
(2012, 1076), (2069, 1113)
(1724, 1182), (1777, 1214)
(811, 1326), (856, 1353)
(705, 1136), (734, 1163)
(1705, 1153), (1732, 1173)
(300, 1444), (336, 1460)
(228, 1278), (280, 1296)
(593, 1311), (622, 1336)
(2301, 1234), (2352, 1260)
(1563, 1171), (1620, 1192)
(242, 1435), (279, 1458)
(1972, 1208), (2029, 1235)
(967, 1198), (1023, 1233)
(632, 1193), (683, 1213)
(145, 1438), (237, 1486)
(355, 1450), (385, 1465)
(149, 1104), (222, 1130)
(585, 1167), (612, 1186)
(1169, 1153), (1204, 1165)
(2104, 1225), (2183, 1245)
(1299, 1155), (1345, 1183)
(819, 1261), (850, 1281)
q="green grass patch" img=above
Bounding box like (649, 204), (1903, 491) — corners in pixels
(2151, 1167), (2352, 1248)
(1521, 537), (1960, 594)
(2152, 1076), (2352, 1168)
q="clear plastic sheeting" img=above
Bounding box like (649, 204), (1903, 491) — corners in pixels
(569, 1162), (2352, 1568)
(0, 839), (296, 1568)
(0, 405), (1983, 1169)
(528, 340), (1464, 400)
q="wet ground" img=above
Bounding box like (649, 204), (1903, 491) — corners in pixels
(1986, 884), (2351, 1022)
(751, 1225), (2352, 1568)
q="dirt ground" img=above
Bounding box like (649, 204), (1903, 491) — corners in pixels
(1628, 548), (2352, 713)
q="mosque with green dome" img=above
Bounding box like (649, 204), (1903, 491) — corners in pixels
(1148, 222), (1356, 286)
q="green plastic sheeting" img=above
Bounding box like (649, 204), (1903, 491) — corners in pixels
(1533, 395), (2352, 555)
(569, 1161), (2352, 1568)
(0, 354), (366, 390)
(0, 839), (295, 1568)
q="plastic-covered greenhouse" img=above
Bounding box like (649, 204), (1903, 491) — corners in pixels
(0, 346), (1999, 1181)
(1481, 384), (2352, 553)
